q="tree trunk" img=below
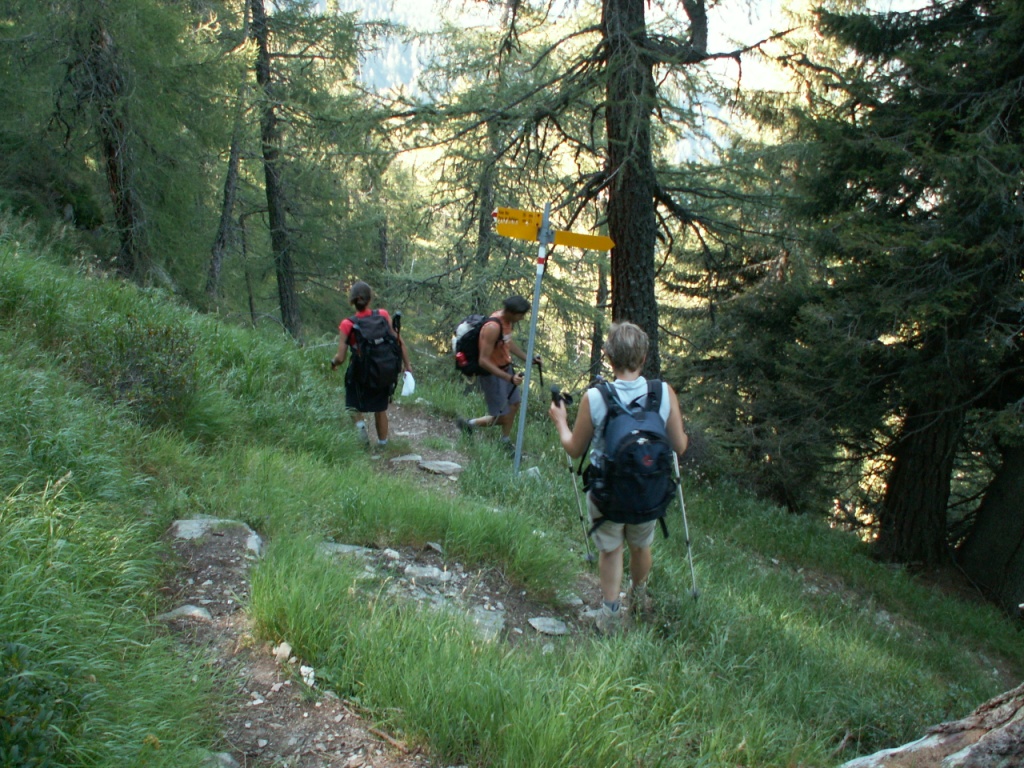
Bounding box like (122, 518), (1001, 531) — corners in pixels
(474, 121), (500, 266)
(378, 218), (389, 269)
(207, 4), (251, 299)
(589, 261), (608, 380)
(602, 0), (660, 376)
(474, 0), (517, 267)
(240, 215), (258, 328)
(88, 18), (147, 280)
(876, 402), (964, 565)
(251, 0), (301, 339)
(206, 125), (243, 298)
(956, 443), (1024, 615)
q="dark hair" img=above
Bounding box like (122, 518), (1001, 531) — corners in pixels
(349, 281), (372, 311)
(503, 295), (531, 315)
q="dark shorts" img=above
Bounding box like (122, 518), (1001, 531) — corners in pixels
(478, 366), (521, 417)
(345, 367), (390, 413)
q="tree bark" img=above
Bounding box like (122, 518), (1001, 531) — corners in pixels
(206, 125), (243, 298)
(88, 17), (147, 280)
(251, 0), (301, 339)
(474, 0), (517, 267)
(206, 4), (251, 299)
(956, 443), (1024, 615)
(602, 0), (660, 376)
(589, 261), (608, 380)
(378, 218), (389, 269)
(876, 401), (964, 565)
(473, 121), (501, 266)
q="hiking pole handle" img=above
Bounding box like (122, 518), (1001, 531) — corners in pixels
(550, 385), (573, 407)
(393, 311), (402, 337)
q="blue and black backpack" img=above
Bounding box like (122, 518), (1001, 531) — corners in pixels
(585, 380), (676, 538)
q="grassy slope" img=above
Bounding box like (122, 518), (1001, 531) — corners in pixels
(0, 219), (1020, 767)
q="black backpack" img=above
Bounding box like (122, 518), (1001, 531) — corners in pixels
(347, 310), (403, 395)
(453, 314), (501, 377)
(585, 380), (676, 537)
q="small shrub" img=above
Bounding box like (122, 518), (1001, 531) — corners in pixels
(75, 316), (199, 428)
(0, 643), (80, 767)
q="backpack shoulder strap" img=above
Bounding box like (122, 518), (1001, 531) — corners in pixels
(477, 315), (505, 354)
(596, 381), (625, 419)
(645, 379), (663, 413)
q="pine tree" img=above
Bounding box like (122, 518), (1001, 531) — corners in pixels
(695, 0), (1024, 585)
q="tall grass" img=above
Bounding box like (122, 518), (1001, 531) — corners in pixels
(0, 489), (223, 766)
(248, 521), (1011, 767)
(1, 216), (1021, 766)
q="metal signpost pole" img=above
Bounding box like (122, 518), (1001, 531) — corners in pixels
(513, 202), (551, 473)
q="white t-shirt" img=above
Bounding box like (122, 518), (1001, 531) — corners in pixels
(586, 377), (671, 466)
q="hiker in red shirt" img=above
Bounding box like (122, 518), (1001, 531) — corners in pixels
(331, 281), (411, 447)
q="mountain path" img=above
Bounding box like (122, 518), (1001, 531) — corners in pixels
(160, 400), (600, 768)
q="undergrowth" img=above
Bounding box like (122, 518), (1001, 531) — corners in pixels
(0, 217), (1021, 767)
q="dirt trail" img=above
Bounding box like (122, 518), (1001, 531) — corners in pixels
(161, 401), (599, 768)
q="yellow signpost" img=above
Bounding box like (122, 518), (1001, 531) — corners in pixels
(493, 207), (615, 253)
(492, 204), (614, 472)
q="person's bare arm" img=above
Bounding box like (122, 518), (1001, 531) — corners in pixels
(507, 339), (528, 362)
(665, 386), (689, 456)
(549, 393), (594, 459)
(331, 332), (348, 369)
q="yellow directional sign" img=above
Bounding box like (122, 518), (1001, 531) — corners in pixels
(493, 207), (614, 251)
(553, 229), (615, 251)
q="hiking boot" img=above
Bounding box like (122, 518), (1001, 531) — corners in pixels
(595, 603), (623, 636)
(499, 439), (515, 456)
(627, 582), (652, 622)
(456, 417), (474, 435)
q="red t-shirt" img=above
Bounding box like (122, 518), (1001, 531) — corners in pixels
(339, 308), (392, 350)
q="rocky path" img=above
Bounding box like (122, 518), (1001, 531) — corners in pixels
(157, 399), (1024, 768)
(158, 402), (601, 768)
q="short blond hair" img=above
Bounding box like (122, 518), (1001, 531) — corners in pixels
(604, 322), (648, 372)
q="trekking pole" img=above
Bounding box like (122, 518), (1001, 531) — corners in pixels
(672, 451), (699, 601)
(551, 386), (596, 562)
(567, 450), (597, 563)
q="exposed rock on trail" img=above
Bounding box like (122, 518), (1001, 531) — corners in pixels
(156, 405), (602, 767)
(160, 517), (438, 768)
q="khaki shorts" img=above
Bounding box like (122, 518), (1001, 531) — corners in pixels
(586, 493), (656, 552)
